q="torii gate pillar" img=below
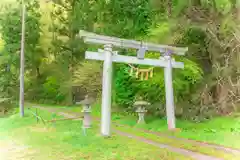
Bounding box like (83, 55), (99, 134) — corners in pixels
(101, 44), (113, 136)
(164, 55), (176, 129)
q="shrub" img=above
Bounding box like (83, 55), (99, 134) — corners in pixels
(113, 56), (203, 117)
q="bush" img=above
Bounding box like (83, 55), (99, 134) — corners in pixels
(113, 64), (137, 108)
(0, 98), (15, 115)
(25, 75), (66, 104)
(113, 57), (203, 117)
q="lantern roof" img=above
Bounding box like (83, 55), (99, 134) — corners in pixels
(78, 95), (94, 105)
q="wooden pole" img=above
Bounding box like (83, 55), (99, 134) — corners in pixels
(164, 55), (176, 129)
(19, 0), (25, 117)
(101, 44), (113, 136)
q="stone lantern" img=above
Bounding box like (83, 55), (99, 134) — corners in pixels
(133, 97), (150, 124)
(78, 95), (94, 129)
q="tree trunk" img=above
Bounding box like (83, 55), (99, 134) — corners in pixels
(167, 0), (172, 17)
(36, 67), (40, 78)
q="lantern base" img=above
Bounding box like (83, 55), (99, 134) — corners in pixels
(136, 107), (147, 124)
(82, 112), (91, 128)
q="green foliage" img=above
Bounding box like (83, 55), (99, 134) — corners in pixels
(200, 0), (232, 15)
(114, 64), (136, 107)
(43, 76), (59, 98)
(99, 0), (153, 38)
(114, 57), (203, 115)
(0, 0), (238, 120)
(47, 0), (102, 104)
(0, 98), (15, 115)
(42, 76), (65, 103)
(72, 60), (102, 97)
(0, 0), (42, 102)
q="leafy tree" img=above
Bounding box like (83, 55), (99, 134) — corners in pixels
(151, 0), (240, 118)
(114, 56), (203, 114)
(108, 0), (203, 118)
(113, 64), (137, 108)
(0, 0), (238, 120)
(0, 0), (42, 101)
(47, 0), (101, 104)
(99, 0), (153, 38)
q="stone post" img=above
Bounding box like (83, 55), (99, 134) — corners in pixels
(136, 106), (147, 124)
(133, 98), (150, 124)
(82, 104), (92, 128)
(77, 95), (94, 129)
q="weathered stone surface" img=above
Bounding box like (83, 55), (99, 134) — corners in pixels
(81, 95), (93, 128)
(134, 98), (150, 124)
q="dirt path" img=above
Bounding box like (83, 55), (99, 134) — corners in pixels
(0, 141), (38, 160)
(34, 106), (225, 160)
(135, 127), (240, 155)
(113, 130), (221, 160)
(111, 122), (240, 155)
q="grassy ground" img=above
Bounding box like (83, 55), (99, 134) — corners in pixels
(113, 113), (240, 149)
(114, 124), (239, 160)
(37, 105), (239, 159)
(0, 108), (192, 160)
(51, 103), (240, 149)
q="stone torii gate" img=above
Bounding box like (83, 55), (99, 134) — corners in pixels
(79, 30), (188, 137)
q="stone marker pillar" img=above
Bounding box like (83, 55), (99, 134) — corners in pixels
(82, 104), (92, 128)
(78, 95), (93, 129)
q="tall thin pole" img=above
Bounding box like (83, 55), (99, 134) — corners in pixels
(19, 0), (25, 117)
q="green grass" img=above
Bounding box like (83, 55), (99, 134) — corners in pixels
(0, 108), (192, 160)
(29, 104), (239, 159)
(113, 115), (240, 149)
(80, 103), (240, 149)
(58, 103), (240, 149)
(114, 124), (240, 160)
(0, 108), (59, 131)
(25, 103), (240, 159)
